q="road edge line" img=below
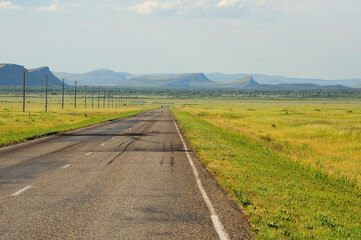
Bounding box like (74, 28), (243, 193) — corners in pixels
(172, 113), (230, 240)
(12, 185), (32, 196)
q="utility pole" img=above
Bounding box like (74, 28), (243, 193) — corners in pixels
(92, 87), (94, 109)
(121, 94), (123, 108)
(98, 88), (100, 109)
(74, 81), (77, 108)
(112, 90), (114, 108)
(108, 92), (110, 108)
(114, 91), (119, 108)
(103, 91), (106, 109)
(62, 78), (65, 109)
(45, 74), (48, 112)
(118, 90), (121, 108)
(117, 90), (119, 108)
(23, 70), (26, 112)
(84, 86), (87, 109)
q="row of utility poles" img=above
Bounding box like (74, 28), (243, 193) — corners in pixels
(22, 71), (129, 112)
(74, 82), (128, 110)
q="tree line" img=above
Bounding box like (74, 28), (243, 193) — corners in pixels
(0, 86), (360, 99)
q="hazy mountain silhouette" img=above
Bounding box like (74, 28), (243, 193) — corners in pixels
(211, 76), (260, 88)
(113, 73), (214, 88)
(54, 69), (136, 85)
(1, 64), (355, 89)
(0, 64), (64, 86)
(255, 83), (349, 90)
(206, 72), (361, 88)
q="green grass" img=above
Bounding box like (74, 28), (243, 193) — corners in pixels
(172, 107), (361, 239)
(0, 100), (151, 147)
(0, 109), (144, 147)
(180, 100), (361, 186)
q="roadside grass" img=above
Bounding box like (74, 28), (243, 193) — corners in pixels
(180, 100), (361, 186)
(172, 106), (361, 239)
(0, 102), (150, 147)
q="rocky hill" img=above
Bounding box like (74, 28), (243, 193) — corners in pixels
(113, 73), (214, 88)
(0, 64), (64, 86)
(53, 69), (136, 85)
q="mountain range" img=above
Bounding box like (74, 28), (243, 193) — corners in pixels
(206, 72), (361, 88)
(112, 73), (214, 88)
(54, 69), (360, 88)
(0, 64), (64, 87)
(0, 64), (360, 89)
(55, 69), (135, 86)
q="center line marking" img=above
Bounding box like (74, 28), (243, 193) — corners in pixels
(172, 115), (230, 240)
(101, 143), (106, 146)
(86, 152), (93, 156)
(12, 185), (32, 196)
(62, 164), (71, 169)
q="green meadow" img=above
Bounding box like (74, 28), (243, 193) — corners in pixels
(1, 89), (361, 239)
(172, 99), (361, 239)
(0, 92), (151, 147)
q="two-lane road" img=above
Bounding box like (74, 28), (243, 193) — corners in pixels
(0, 108), (252, 239)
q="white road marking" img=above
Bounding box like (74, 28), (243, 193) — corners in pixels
(86, 152), (93, 156)
(111, 137), (115, 140)
(172, 115), (230, 240)
(62, 164), (71, 169)
(101, 143), (106, 146)
(12, 185), (32, 196)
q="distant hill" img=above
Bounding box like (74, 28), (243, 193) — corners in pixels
(254, 83), (349, 90)
(206, 73), (361, 88)
(0, 64), (64, 87)
(206, 72), (250, 83)
(112, 73), (214, 88)
(112, 74), (261, 89)
(211, 76), (260, 88)
(53, 69), (136, 85)
(2, 64), (355, 89)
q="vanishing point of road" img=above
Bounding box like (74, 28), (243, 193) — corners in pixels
(0, 107), (252, 239)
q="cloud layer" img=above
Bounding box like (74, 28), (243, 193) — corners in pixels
(0, 0), (307, 17)
(123, 0), (307, 18)
(37, 0), (80, 12)
(0, 1), (20, 10)
(128, 1), (180, 15)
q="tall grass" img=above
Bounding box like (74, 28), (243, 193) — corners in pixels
(0, 101), (150, 147)
(180, 100), (361, 185)
(172, 100), (361, 239)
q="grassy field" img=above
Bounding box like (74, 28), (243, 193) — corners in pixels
(2, 91), (361, 238)
(0, 93), (151, 147)
(172, 99), (361, 239)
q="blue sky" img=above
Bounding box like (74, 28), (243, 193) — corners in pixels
(0, 0), (360, 79)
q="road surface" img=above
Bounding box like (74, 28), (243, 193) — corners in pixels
(0, 108), (252, 239)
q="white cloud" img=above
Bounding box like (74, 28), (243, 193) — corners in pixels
(38, 3), (64, 12)
(256, 0), (265, 6)
(123, 0), (308, 18)
(218, 0), (238, 8)
(38, 1), (80, 12)
(280, 3), (306, 13)
(128, 1), (180, 15)
(0, 1), (20, 10)
(196, 0), (206, 7)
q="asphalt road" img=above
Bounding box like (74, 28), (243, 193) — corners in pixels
(0, 107), (252, 239)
